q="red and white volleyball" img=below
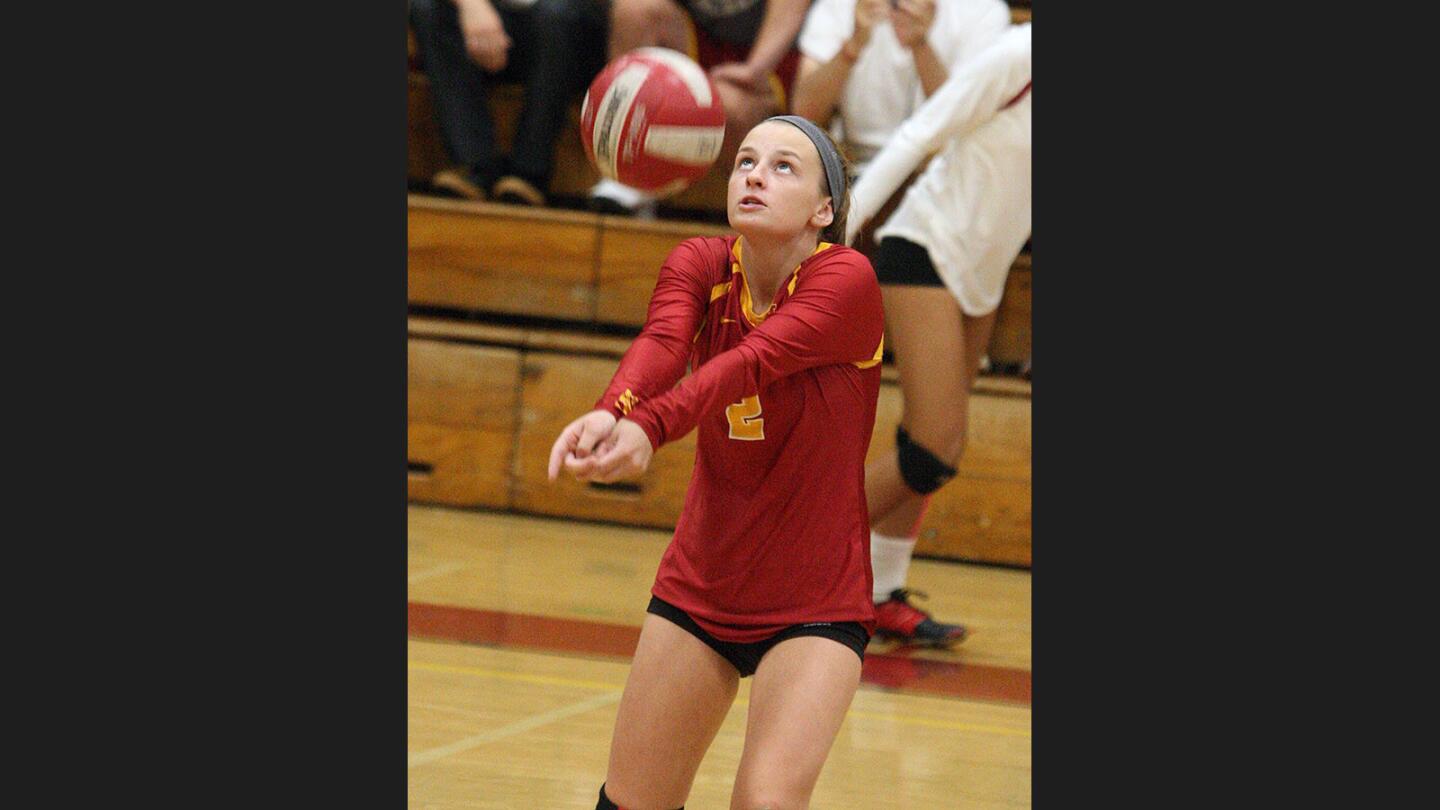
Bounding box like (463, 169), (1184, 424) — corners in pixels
(581, 48), (726, 197)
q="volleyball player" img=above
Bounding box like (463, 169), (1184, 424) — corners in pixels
(791, 0), (1012, 646)
(549, 115), (882, 810)
(844, 22), (1032, 647)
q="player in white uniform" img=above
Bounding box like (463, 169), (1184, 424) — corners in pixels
(849, 22), (1031, 311)
(791, 0), (1015, 645)
(842, 21), (1032, 646)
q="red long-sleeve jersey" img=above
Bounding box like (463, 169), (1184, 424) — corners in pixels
(595, 235), (885, 642)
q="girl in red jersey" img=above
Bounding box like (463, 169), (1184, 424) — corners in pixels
(548, 115), (884, 810)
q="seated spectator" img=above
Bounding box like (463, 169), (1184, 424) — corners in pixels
(587, 0), (812, 217)
(410, 0), (608, 206)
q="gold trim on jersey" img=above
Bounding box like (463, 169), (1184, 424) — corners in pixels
(854, 335), (885, 369)
(616, 388), (638, 415)
(730, 239), (835, 327)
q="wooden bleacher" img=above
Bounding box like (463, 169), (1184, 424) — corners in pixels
(406, 3), (1033, 566)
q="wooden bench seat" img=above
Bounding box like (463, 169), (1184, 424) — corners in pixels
(408, 196), (606, 320)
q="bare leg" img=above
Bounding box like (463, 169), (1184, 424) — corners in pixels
(729, 637), (862, 809)
(605, 613), (740, 809)
(866, 286), (996, 643)
(871, 491), (929, 539)
(608, 0), (690, 57)
(714, 79), (782, 175)
(865, 284), (997, 528)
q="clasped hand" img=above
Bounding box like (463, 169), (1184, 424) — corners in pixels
(892, 0), (938, 48)
(859, 0), (935, 50)
(458, 0), (512, 73)
(547, 410), (655, 484)
(709, 61), (767, 94)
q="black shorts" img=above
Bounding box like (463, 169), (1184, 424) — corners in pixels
(647, 596), (869, 678)
(872, 236), (945, 287)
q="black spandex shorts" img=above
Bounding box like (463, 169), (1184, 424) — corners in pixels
(647, 595), (869, 678)
(872, 236), (945, 287)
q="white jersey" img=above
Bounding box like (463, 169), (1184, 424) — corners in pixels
(797, 0), (1010, 173)
(847, 23), (1032, 316)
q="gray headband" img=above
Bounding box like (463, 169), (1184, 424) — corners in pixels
(765, 115), (846, 207)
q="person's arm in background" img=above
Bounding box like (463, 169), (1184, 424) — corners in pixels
(891, 0), (945, 97)
(453, 0), (512, 72)
(845, 23), (1031, 242)
(709, 0), (814, 94)
(791, 0), (891, 125)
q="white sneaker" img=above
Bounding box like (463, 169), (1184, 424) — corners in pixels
(587, 178), (658, 219)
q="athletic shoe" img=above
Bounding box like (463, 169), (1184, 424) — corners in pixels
(586, 178), (657, 219)
(873, 588), (968, 647)
(492, 175), (546, 207)
(431, 167), (488, 201)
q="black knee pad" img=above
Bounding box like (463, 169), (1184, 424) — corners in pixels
(895, 425), (957, 495)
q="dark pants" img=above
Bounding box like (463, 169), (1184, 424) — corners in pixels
(409, 0), (608, 190)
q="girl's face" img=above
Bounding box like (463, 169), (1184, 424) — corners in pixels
(727, 122), (834, 240)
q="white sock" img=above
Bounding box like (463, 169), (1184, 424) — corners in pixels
(871, 531), (917, 602)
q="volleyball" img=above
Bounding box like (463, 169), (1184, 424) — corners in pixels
(580, 48), (727, 197)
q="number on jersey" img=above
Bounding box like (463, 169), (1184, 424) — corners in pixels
(725, 395), (764, 441)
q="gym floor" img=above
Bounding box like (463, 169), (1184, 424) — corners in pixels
(408, 504), (1032, 808)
